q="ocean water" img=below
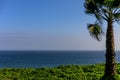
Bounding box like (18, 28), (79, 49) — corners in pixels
(0, 51), (120, 68)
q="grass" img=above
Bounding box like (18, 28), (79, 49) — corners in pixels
(0, 63), (120, 80)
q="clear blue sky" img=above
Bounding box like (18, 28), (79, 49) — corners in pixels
(0, 0), (120, 50)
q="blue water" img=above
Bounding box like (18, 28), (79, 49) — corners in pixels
(0, 51), (120, 68)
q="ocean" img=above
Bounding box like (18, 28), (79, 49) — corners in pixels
(0, 51), (120, 68)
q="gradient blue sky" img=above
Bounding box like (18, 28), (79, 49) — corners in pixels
(0, 0), (120, 50)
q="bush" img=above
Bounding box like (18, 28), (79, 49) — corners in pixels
(0, 63), (119, 80)
(100, 74), (120, 80)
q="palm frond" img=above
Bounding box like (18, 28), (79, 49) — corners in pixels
(94, 12), (102, 22)
(84, 0), (120, 40)
(84, 0), (99, 14)
(113, 13), (120, 24)
(113, 13), (120, 19)
(112, 0), (120, 8)
(104, 0), (114, 6)
(87, 24), (104, 41)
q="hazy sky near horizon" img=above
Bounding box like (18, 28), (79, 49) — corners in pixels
(0, 0), (120, 50)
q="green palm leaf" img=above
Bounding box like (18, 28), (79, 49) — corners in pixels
(113, 13), (120, 23)
(112, 0), (120, 8)
(87, 24), (103, 41)
(114, 13), (120, 19)
(84, 0), (99, 14)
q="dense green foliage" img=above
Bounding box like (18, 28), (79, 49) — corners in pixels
(0, 64), (120, 80)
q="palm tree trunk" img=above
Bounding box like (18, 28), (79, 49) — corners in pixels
(105, 19), (116, 77)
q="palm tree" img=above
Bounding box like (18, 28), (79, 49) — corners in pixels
(84, 0), (120, 78)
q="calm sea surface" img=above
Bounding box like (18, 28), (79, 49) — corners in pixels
(0, 51), (120, 68)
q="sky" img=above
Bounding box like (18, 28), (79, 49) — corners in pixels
(0, 0), (120, 50)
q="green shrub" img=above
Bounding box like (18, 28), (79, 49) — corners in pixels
(0, 63), (119, 80)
